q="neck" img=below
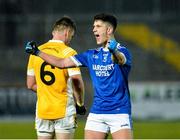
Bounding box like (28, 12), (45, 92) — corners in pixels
(52, 30), (66, 42)
(52, 36), (65, 42)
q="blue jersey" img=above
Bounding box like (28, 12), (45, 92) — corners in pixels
(71, 44), (132, 114)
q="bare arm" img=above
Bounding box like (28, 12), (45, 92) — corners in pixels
(38, 51), (77, 68)
(71, 74), (85, 106)
(111, 51), (126, 65)
(108, 39), (126, 65)
(27, 75), (37, 92)
(25, 42), (77, 68)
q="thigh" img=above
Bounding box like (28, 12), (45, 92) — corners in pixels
(35, 117), (55, 139)
(106, 114), (133, 139)
(112, 129), (133, 139)
(85, 113), (109, 139)
(55, 132), (74, 139)
(54, 114), (76, 139)
(85, 130), (108, 139)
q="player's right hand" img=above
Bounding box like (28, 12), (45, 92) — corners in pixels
(76, 103), (86, 115)
(25, 41), (40, 55)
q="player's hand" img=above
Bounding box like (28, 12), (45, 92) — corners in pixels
(25, 41), (40, 55)
(76, 103), (86, 115)
(108, 39), (118, 53)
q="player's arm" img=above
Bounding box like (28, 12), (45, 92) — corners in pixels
(108, 39), (126, 65)
(25, 41), (76, 68)
(71, 74), (86, 115)
(27, 75), (37, 92)
(39, 52), (76, 68)
(71, 74), (84, 106)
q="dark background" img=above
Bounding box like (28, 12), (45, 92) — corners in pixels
(0, 0), (180, 85)
(0, 0), (179, 116)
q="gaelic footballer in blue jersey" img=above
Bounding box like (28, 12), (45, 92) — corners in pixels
(25, 13), (133, 139)
(70, 44), (132, 115)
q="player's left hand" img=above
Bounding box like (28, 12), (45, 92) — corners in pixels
(108, 39), (118, 53)
(76, 103), (86, 115)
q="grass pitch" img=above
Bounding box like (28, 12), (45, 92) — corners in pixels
(0, 120), (180, 139)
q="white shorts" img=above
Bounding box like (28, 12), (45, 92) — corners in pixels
(36, 115), (77, 137)
(85, 113), (132, 133)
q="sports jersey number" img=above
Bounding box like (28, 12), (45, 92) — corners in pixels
(40, 62), (55, 85)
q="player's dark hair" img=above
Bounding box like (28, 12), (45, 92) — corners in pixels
(53, 16), (76, 32)
(94, 13), (117, 31)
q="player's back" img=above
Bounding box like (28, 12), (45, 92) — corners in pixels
(28, 40), (78, 119)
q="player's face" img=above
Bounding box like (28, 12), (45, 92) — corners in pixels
(93, 20), (109, 46)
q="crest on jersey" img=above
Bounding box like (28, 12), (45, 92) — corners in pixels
(103, 53), (108, 62)
(93, 54), (99, 59)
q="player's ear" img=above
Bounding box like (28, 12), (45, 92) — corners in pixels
(64, 28), (69, 38)
(107, 26), (113, 35)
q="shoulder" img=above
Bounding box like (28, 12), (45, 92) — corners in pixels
(117, 44), (131, 53)
(84, 47), (102, 54)
(74, 48), (101, 58)
(63, 47), (77, 55)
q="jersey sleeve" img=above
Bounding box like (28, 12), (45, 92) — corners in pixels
(117, 45), (132, 66)
(70, 51), (89, 67)
(27, 55), (35, 76)
(63, 47), (81, 76)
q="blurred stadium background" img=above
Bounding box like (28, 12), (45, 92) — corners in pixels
(0, 0), (180, 139)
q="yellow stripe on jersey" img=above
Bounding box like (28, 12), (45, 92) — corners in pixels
(27, 40), (80, 119)
(63, 47), (75, 57)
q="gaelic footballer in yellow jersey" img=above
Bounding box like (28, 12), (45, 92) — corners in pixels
(27, 40), (81, 119)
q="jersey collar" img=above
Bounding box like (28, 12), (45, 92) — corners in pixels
(102, 47), (109, 52)
(49, 40), (64, 43)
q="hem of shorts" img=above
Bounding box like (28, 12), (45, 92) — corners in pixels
(90, 110), (131, 115)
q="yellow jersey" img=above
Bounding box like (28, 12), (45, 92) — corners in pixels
(27, 40), (81, 119)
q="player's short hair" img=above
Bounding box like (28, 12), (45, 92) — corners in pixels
(93, 13), (117, 32)
(53, 16), (76, 33)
